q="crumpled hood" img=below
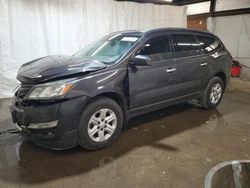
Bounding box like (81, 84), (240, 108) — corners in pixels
(17, 55), (106, 84)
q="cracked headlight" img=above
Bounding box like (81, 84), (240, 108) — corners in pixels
(27, 79), (78, 99)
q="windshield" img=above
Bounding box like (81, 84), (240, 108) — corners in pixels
(73, 34), (140, 64)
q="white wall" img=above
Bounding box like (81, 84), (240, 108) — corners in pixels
(216, 0), (250, 11)
(0, 0), (187, 98)
(186, 1), (210, 15)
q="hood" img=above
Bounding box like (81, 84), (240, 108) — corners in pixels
(17, 55), (106, 84)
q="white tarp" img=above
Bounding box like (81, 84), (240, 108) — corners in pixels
(208, 15), (250, 59)
(0, 0), (187, 98)
(207, 14), (250, 79)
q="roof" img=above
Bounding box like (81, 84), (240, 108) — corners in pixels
(111, 28), (216, 38)
(143, 27), (215, 36)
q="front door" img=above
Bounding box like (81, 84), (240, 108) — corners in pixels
(128, 35), (179, 110)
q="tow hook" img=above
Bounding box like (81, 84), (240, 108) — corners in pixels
(15, 124), (30, 133)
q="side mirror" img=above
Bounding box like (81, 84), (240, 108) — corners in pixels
(130, 55), (152, 66)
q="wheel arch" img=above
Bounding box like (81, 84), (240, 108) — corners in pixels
(83, 91), (129, 124)
(213, 71), (227, 88)
(97, 92), (128, 109)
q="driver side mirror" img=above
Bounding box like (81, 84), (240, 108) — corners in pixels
(130, 55), (152, 66)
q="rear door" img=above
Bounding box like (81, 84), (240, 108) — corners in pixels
(195, 35), (228, 89)
(128, 35), (178, 109)
(172, 34), (206, 97)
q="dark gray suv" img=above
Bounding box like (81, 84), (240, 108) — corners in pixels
(10, 28), (232, 150)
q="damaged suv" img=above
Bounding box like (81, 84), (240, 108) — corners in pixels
(10, 28), (231, 150)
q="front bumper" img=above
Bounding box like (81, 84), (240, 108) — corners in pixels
(10, 96), (88, 150)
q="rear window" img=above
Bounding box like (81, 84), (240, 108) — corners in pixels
(196, 35), (222, 54)
(172, 34), (200, 57)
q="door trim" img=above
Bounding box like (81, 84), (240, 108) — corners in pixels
(128, 91), (203, 118)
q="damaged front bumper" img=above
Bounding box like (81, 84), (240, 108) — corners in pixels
(9, 96), (88, 150)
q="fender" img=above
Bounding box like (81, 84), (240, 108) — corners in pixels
(67, 68), (129, 108)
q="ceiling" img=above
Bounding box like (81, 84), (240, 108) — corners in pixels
(116, 0), (210, 6)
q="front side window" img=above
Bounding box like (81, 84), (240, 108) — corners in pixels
(196, 35), (221, 54)
(74, 34), (140, 64)
(172, 34), (200, 57)
(137, 35), (172, 62)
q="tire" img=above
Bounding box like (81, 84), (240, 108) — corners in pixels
(78, 97), (123, 150)
(200, 76), (224, 109)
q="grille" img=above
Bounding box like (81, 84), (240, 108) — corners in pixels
(16, 84), (33, 98)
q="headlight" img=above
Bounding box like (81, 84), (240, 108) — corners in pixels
(27, 79), (78, 99)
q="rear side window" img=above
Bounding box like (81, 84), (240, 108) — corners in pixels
(196, 35), (222, 54)
(137, 35), (172, 62)
(172, 34), (200, 57)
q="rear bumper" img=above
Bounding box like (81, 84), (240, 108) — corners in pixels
(10, 96), (88, 150)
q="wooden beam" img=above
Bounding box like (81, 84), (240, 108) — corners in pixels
(115, 0), (210, 6)
(209, 0), (216, 15)
(176, 0), (210, 6)
(212, 8), (250, 17)
(188, 8), (250, 18)
(188, 13), (210, 19)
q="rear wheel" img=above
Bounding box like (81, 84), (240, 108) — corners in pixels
(200, 76), (224, 109)
(78, 97), (123, 150)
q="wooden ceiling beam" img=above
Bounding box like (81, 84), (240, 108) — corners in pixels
(115, 0), (210, 6)
(188, 7), (250, 18)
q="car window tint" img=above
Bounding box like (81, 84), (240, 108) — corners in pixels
(137, 36), (172, 62)
(196, 35), (221, 54)
(172, 34), (200, 57)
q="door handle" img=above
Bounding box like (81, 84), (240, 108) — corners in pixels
(166, 68), (176, 73)
(200, 62), (208, 66)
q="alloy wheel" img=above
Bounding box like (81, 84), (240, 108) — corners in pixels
(210, 83), (222, 104)
(87, 108), (117, 142)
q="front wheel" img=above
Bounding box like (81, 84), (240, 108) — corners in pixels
(78, 97), (123, 150)
(200, 77), (224, 109)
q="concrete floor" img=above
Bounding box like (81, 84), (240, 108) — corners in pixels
(0, 78), (250, 188)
